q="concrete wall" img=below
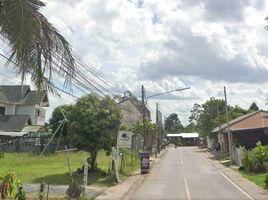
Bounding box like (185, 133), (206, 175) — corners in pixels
(120, 100), (142, 129)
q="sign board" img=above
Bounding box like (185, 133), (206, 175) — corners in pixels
(117, 131), (133, 148)
(140, 152), (150, 174)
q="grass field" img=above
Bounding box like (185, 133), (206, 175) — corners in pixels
(0, 150), (140, 187)
(237, 170), (268, 190)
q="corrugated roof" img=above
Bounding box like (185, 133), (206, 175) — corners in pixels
(167, 133), (199, 138)
(21, 125), (45, 133)
(0, 85), (48, 106)
(21, 90), (47, 105)
(0, 85), (30, 103)
(211, 111), (261, 133)
(0, 115), (31, 132)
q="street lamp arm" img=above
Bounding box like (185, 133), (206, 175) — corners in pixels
(146, 87), (191, 99)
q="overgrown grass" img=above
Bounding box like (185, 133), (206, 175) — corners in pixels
(27, 193), (93, 200)
(237, 170), (268, 190)
(0, 150), (140, 187)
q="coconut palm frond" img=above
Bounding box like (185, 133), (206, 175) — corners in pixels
(0, 0), (75, 92)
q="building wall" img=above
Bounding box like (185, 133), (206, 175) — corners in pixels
(0, 102), (15, 115)
(119, 100), (142, 129)
(231, 112), (268, 130)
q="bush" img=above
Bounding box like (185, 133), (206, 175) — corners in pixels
(266, 174), (268, 188)
(242, 142), (268, 173)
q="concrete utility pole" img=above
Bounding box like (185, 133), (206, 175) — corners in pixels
(224, 86), (232, 163)
(142, 85), (146, 151)
(156, 103), (160, 155)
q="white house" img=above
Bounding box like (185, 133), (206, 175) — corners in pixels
(0, 85), (49, 126)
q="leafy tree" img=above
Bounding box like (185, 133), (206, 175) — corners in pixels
(68, 94), (121, 171)
(249, 102), (259, 111)
(164, 113), (183, 133)
(113, 90), (138, 102)
(188, 103), (202, 132)
(189, 98), (250, 138)
(49, 104), (73, 137)
(132, 120), (156, 136)
(0, 0), (75, 92)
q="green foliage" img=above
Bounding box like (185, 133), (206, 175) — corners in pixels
(266, 174), (268, 188)
(0, 0), (75, 92)
(49, 104), (73, 137)
(69, 94), (121, 171)
(242, 142), (268, 173)
(188, 98), (250, 137)
(164, 113), (184, 133)
(38, 182), (46, 200)
(249, 102), (259, 111)
(0, 172), (26, 199)
(132, 120), (156, 136)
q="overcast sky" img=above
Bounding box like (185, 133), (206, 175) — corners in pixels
(1, 0), (268, 125)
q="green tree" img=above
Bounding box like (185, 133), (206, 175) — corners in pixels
(49, 104), (73, 137)
(0, 0), (75, 92)
(132, 120), (156, 136)
(68, 94), (121, 171)
(249, 102), (259, 111)
(188, 103), (202, 132)
(164, 113), (183, 133)
(191, 98), (250, 138)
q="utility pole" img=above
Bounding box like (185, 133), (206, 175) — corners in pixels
(224, 86), (232, 163)
(156, 103), (160, 155)
(142, 85), (146, 151)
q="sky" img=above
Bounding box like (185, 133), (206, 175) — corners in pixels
(1, 0), (268, 125)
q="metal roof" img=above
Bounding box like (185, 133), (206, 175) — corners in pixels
(0, 115), (31, 132)
(21, 125), (45, 133)
(0, 85), (48, 106)
(167, 133), (199, 138)
(0, 131), (29, 137)
(211, 111), (260, 133)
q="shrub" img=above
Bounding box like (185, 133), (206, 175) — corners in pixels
(242, 142), (268, 173)
(266, 174), (268, 188)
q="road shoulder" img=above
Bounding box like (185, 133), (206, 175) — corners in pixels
(95, 149), (167, 200)
(201, 149), (268, 200)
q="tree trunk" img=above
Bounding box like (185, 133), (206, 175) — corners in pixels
(89, 150), (98, 171)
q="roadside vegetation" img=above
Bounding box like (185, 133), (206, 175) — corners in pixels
(0, 150), (139, 186)
(239, 142), (268, 189)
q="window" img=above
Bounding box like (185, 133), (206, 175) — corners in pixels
(35, 109), (40, 117)
(0, 106), (5, 115)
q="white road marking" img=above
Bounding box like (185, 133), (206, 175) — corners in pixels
(220, 173), (255, 200)
(184, 177), (192, 200)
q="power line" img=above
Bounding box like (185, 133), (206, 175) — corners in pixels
(0, 52), (80, 99)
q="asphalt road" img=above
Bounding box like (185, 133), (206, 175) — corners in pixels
(130, 147), (252, 200)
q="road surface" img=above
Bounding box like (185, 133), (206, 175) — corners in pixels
(130, 147), (252, 200)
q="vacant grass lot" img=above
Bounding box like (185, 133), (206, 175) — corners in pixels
(238, 170), (268, 190)
(0, 150), (140, 187)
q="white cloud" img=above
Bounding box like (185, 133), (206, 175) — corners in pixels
(2, 0), (268, 125)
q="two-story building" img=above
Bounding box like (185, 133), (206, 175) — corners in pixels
(118, 98), (151, 129)
(118, 98), (151, 149)
(0, 85), (49, 130)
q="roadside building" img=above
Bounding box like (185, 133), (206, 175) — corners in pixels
(118, 98), (151, 150)
(211, 110), (268, 152)
(167, 133), (199, 146)
(0, 85), (49, 126)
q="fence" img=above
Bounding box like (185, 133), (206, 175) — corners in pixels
(232, 146), (244, 166)
(0, 136), (70, 153)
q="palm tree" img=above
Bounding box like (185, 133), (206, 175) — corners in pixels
(0, 0), (75, 93)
